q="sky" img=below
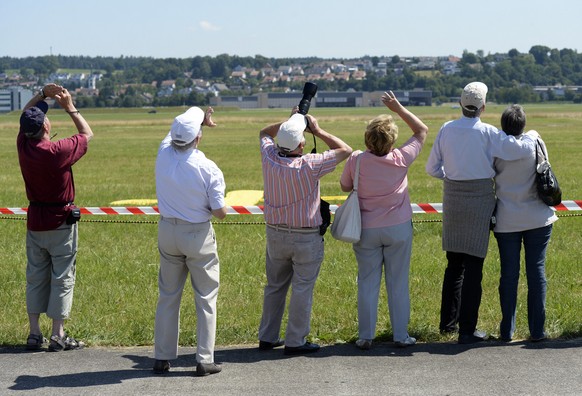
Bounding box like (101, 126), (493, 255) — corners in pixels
(3, 0), (581, 60)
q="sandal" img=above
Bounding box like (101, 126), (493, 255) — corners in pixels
(26, 333), (47, 351)
(48, 335), (85, 352)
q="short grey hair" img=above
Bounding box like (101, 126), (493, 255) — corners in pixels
(25, 129), (45, 140)
(461, 105), (482, 118)
(171, 139), (196, 151)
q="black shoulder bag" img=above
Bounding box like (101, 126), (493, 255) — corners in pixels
(535, 139), (562, 206)
(308, 124), (331, 235)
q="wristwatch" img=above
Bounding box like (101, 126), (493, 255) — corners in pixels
(39, 88), (47, 99)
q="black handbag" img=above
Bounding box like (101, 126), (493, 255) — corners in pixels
(535, 139), (562, 206)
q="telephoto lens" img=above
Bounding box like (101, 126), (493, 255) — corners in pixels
(298, 82), (318, 115)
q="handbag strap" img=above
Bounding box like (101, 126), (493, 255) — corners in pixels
(536, 139), (548, 164)
(353, 153), (362, 191)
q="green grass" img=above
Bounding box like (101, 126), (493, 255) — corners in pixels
(1, 104), (581, 347)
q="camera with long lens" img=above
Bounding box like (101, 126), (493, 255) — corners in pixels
(298, 82), (318, 115)
(296, 82), (328, 235)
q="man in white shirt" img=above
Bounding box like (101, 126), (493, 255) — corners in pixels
(153, 106), (227, 376)
(426, 82), (536, 344)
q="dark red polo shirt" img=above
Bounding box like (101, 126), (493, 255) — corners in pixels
(17, 131), (88, 231)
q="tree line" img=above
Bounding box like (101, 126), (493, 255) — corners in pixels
(2, 45), (582, 108)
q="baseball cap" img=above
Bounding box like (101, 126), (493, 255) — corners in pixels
(20, 101), (49, 137)
(277, 113), (307, 152)
(460, 82), (488, 110)
(170, 106), (205, 146)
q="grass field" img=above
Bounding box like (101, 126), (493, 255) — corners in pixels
(0, 103), (580, 347)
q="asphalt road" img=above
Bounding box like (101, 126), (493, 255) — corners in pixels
(1, 338), (581, 395)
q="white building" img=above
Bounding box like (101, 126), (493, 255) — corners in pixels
(0, 87), (33, 113)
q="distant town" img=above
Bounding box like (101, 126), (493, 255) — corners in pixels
(2, 46), (582, 112)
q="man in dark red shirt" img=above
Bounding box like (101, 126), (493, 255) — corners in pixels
(17, 83), (93, 352)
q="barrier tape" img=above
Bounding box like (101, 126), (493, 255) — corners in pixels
(1, 200), (581, 215)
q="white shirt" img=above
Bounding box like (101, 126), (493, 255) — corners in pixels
(493, 133), (558, 232)
(155, 133), (225, 223)
(426, 116), (536, 180)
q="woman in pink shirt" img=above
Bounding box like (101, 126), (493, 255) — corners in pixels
(340, 91), (428, 350)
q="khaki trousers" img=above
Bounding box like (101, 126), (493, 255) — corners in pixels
(154, 217), (219, 363)
(26, 222), (78, 320)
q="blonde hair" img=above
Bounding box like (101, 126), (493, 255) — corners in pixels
(365, 114), (398, 156)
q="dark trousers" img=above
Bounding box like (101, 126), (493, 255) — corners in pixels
(439, 252), (484, 335)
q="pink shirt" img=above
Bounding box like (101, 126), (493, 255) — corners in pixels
(261, 135), (336, 228)
(340, 136), (423, 229)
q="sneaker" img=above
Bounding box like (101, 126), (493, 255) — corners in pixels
(196, 362), (222, 377)
(394, 336), (416, 348)
(26, 334), (47, 351)
(48, 335), (85, 352)
(355, 339), (372, 350)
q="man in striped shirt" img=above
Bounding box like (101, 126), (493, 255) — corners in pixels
(258, 110), (352, 355)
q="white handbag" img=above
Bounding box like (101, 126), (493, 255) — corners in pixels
(331, 154), (362, 243)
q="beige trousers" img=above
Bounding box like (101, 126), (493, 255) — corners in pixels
(154, 217), (219, 363)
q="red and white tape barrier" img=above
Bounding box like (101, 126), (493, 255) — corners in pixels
(1, 201), (581, 215)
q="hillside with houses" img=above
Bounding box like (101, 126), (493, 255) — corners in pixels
(2, 45), (582, 112)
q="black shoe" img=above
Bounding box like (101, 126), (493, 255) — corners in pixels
(153, 360), (170, 374)
(440, 326), (459, 335)
(284, 342), (320, 356)
(196, 362), (222, 376)
(259, 339), (284, 351)
(458, 330), (487, 344)
(530, 333), (548, 342)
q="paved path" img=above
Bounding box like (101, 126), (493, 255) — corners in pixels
(1, 338), (581, 395)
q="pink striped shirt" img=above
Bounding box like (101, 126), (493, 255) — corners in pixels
(261, 136), (336, 227)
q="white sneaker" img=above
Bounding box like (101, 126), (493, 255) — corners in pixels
(355, 339), (373, 350)
(394, 336), (416, 348)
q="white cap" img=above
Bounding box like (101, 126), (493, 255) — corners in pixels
(277, 113), (307, 151)
(460, 82), (488, 110)
(170, 107), (205, 146)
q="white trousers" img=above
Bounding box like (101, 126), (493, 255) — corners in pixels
(154, 218), (219, 363)
(353, 221), (413, 342)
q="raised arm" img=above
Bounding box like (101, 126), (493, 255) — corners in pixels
(382, 90), (428, 144)
(260, 121), (284, 139)
(22, 84), (62, 111)
(203, 106), (217, 128)
(305, 114), (352, 164)
(53, 88), (94, 143)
